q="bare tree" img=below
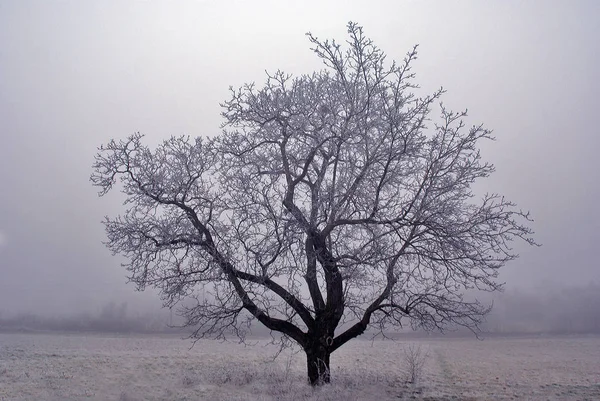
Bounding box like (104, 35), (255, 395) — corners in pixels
(403, 344), (429, 385)
(91, 22), (536, 385)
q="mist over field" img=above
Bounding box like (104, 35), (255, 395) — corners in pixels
(1, 283), (599, 337)
(1, 1), (598, 335)
(1, 2), (600, 400)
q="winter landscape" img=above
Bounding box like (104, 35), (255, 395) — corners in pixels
(1, 332), (599, 401)
(2, 2), (599, 401)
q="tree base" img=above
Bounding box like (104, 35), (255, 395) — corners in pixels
(306, 347), (331, 386)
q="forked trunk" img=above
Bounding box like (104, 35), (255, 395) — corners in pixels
(306, 344), (331, 385)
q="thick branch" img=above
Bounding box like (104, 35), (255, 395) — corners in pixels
(233, 270), (315, 329)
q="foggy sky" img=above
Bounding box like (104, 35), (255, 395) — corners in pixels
(1, 1), (598, 317)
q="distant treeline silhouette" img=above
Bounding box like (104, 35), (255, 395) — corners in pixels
(0, 301), (177, 334)
(1, 283), (599, 335)
(482, 283), (600, 334)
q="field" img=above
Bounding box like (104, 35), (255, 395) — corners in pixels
(1, 332), (599, 400)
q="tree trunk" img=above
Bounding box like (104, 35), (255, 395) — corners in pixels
(306, 343), (331, 385)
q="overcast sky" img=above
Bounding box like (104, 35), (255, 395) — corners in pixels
(1, 1), (598, 316)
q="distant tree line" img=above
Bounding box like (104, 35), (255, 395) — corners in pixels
(482, 283), (600, 334)
(0, 302), (177, 334)
(2, 283), (598, 336)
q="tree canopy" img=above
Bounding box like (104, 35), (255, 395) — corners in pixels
(91, 22), (536, 385)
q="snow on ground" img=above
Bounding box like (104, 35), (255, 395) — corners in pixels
(0, 332), (599, 400)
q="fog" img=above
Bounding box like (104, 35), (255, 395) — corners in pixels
(1, 1), (598, 328)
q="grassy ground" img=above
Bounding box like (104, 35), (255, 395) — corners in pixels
(1, 333), (599, 400)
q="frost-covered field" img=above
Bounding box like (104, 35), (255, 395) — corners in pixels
(1, 332), (599, 401)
